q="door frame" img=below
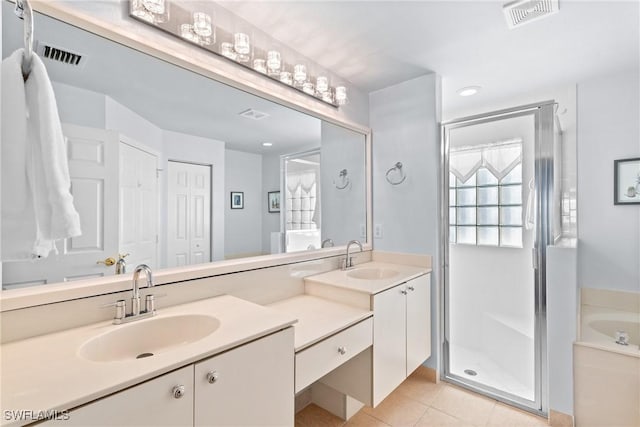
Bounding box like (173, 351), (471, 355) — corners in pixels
(119, 135), (161, 268)
(166, 159), (214, 265)
(439, 101), (554, 416)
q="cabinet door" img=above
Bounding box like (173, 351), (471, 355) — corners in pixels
(41, 366), (194, 426)
(372, 285), (407, 406)
(406, 273), (431, 375)
(194, 328), (294, 427)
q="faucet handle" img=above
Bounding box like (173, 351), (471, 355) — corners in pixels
(100, 299), (126, 321)
(144, 293), (166, 314)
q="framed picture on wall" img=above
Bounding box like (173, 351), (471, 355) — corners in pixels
(230, 191), (244, 209)
(614, 157), (640, 205)
(268, 191), (280, 213)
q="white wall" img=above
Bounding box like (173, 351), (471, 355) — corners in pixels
(53, 82), (106, 129)
(261, 153), (281, 254)
(224, 150), (263, 258)
(369, 73), (441, 368)
(163, 130), (225, 263)
(105, 98), (163, 154)
(320, 122), (367, 246)
(577, 69), (640, 294)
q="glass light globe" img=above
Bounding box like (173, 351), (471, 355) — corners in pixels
(193, 12), (212, 37)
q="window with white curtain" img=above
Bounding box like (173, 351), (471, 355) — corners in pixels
(286, 170), (318, 231)
(449, 140), (524, 248)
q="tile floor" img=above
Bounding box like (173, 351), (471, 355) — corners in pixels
(295, 368), (549, 427)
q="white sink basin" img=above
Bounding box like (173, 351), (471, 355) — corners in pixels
(346, 268), (399, 280)
(78, 314), (220, 362)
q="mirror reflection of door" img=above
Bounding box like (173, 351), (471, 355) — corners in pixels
(166, 161), (212, 267)
(282, 149), (321, 253)
(2, 124), (119, 289)
(119, 139), (159, 270)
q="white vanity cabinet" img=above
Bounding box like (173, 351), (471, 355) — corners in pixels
(40, 328), (293, 427)
(194, 328), (294, 426)
(41, 365), (195, 426)
(373, 273), (430, 405)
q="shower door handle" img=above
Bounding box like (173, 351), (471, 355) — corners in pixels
(532, 248), (538, 270)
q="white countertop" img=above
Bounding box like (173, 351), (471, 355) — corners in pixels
(0, 295), (297, 426)
(304, 261), (430, 295)
(267, 295), (373, 352)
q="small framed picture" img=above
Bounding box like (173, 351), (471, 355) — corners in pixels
(268, 191), (280, 213)
(230, 191), (244, 209)
(614, 158), (640, 205)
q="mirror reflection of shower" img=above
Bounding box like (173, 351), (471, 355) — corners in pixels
(281, 149), (321, 253)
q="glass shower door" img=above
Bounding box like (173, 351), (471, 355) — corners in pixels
(442, 102), (555, 414)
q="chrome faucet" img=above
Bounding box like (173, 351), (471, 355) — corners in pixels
(132, 264), (153, 317)
(322, 238), (334, 248)
(102, 264), (162, 324)
(342, 240), (363, 270)
(115, 253), (129, 275)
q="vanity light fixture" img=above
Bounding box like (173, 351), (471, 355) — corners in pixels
(129, 1), (347, 107)
(457, 86), (482, 97)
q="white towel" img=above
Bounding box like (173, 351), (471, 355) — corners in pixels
(1, 49), (81, 259)
(524, 178), (536, 231)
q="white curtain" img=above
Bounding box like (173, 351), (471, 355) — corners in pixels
(450, 140), (522, 182)
(286, 171), (317, 230)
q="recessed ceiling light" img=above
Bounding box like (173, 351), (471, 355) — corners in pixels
(457, 86), (482, 97)
(262, 142), (273, 147)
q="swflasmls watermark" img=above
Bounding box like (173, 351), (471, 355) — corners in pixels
(3, 409), (70, 422)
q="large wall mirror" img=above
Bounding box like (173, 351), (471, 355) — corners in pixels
(1, 3), (369, 290)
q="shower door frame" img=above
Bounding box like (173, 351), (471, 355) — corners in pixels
(440, 101), (554, 416)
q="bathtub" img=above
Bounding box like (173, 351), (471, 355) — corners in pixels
(574, 289), (640, 427)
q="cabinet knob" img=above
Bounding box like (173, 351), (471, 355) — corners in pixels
(400, 289), (408, 295)
(337, 346), (347, 355)
(407, 286), (415, 291)
(206, 371), (219, 384)
(172, 385), (186, 399)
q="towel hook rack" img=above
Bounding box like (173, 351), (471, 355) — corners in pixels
(385, 162), (407, 185)
(334, 169), (350, 190)
(15, 0), (34, 80)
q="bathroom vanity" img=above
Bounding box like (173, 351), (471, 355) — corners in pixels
(0, 260), (431, 427)
(1, 296), (297, 427)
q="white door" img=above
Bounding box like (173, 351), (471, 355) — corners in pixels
(119, 141), (159, 270)
(167, 161), (211, 267)
(405, 274), (431, 375)
(2, 124), (119, 288)
(372, 284), (407, 406)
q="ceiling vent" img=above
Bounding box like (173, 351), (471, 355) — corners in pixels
(503, 0), (559, 29)
(36, 42), (84, 67)
(238, 108), (270, 120)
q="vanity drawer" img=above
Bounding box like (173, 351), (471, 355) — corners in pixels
(295, 317), (373, 392)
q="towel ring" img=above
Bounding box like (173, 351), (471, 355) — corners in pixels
(15, 0), (34, 80)
(334, 169), (350, 190)
(385, 162), (406, 185)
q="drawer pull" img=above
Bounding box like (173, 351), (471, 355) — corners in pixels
(407, 285), (415, 291)
(172, 385), (186, 399)
(400, 289), (408, 295)
(337, 346), (347, 355)
(206, 371), (219, 384)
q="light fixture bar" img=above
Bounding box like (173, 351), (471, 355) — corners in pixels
(129, 0), (348, 108)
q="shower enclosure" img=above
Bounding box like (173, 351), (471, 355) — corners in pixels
(441, 102), (556, 415)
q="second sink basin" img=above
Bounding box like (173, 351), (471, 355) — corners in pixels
(78, 314), (220, 362)
(347, 268), (399, 280)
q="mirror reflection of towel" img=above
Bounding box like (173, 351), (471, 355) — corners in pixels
(1, 49), (81, 260)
